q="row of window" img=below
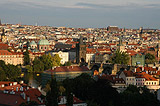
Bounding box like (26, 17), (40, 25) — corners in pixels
(0, 55), (23, 57)
(126, 78), (134, 81)
(127, 82), (157, 85)
(126, 83), (134, 85)
(136, 79), (145, 81)
(136, 83), (144, 85)
(116, 81), (125, 83)
(146, 82), (157, 85)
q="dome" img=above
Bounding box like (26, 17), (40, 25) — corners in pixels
(30, 41), (37, 46)
(38, 39), (50, 45)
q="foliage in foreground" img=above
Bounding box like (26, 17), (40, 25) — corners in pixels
(46, 73), (160, 106)
(0, 60), (21, 81)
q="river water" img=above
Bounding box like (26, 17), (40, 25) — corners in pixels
(22, 73), (42, 88)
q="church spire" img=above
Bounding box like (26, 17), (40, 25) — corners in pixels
(0, 19), (1, 25)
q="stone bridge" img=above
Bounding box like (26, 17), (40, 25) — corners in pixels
(90, 63), (135, 75)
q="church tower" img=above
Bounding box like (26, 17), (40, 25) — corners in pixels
(76, 36), (86, 64)
(0, 19), (1, 25)
(157, 36), (160, 62)
(139, 27), (143, 39)
(118, 36), (125, 52)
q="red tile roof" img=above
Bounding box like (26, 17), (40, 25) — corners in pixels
(0, 81), (44, 106)
(0, 43), (8, 50)
(98, 75), (125, 84)
(0, 50), (12, 55)
(46, 66), (89, 73)
(123, 71), (134, 77)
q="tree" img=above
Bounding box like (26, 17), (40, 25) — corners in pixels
(33, 57), (44, 72)
(3, 64), (21, 81)
(59, 86), (66, 96)
(40, 54), (53, 70)
(120, 85), (160, 106)
(63, 78), (73, 106)
(25, 65), (33, 72)
(46, 78), (59, 106)
(0, 60), (7, 71)
(110, 50), (129, 65)
(145, 53), (156, 64)
(52, 54), (61, 66)
(66, 92), (73, 106)
(23, 49), (30, 65)
(0, 67), (6, 81)
(64, 73), (95, 101)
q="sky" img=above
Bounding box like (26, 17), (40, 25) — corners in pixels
(0, 0), (160, 29)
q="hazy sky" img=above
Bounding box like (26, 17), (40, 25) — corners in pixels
(0, 0), (160, 28)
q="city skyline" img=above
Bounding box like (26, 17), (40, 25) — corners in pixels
(0, 0), (160, 28)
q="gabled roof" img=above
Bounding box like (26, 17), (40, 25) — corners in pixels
(46, 66), (89, 73)
(0, 50), (12, 55)
(0, 81), (44, 106)
(123, 71), (134, 77)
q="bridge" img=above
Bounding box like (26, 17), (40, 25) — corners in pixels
(90, 63), (135, 75)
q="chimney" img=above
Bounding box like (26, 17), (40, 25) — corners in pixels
(13, 82), (17, 85)
(27, 87), (29, 90)
(27, 97), (30, 102)
(113, 77), (115, 80)
(21, 92), (26, 100)
(16, 87), (18, 91)
(20, 86), (23, 91)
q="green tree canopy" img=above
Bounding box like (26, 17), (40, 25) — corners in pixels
(0, 67), (6, 81)
(46, 78), (59, 106)
(23, 49), (30, 65)
(33, 57), (44, 72)
(110, 50), (130, 65)
(145, 53), (156, 64)
(40, 54), (53, 70)
(52, 54), (61, 66)
(120, 85), (160, 106)
(25, 65), (33, 73)
(6, 64), (21, 80)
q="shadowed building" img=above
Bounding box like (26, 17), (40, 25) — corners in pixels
(76, 36), (86, 64)
(107, 26), (119, 32)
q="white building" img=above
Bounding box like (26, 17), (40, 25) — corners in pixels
(50, 51), (69, 64)
(86, 53), (95, 63)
